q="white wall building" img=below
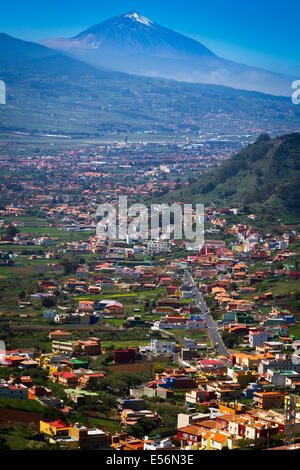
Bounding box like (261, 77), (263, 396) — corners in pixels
(140, 339), (176, 354)
(249, 330), (269, 348)
(147, 240), (170, 253)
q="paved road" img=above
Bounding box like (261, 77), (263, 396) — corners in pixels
(184, 269), (229, 357)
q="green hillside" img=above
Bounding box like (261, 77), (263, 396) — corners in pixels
(163, 133), (300, 219)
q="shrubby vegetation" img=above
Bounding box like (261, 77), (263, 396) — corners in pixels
(166, 133), (300, 218)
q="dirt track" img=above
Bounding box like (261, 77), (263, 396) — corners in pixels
(107, 362), (154, 373)
(0, 408), (41, 426)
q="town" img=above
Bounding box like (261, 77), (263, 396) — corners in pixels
(0, 138), (299, 451)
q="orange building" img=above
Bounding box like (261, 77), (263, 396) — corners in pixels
(28, 385), (53, 400)
(218, 402), (246, 416)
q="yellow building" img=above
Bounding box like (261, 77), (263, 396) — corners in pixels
(201, 431), (229, 450)
(201, 431), (240, 450)
(36, 353), (72, 377)
(48, 363), (72, 378)
(40, 419), (70, 437)
(284, 395), (300, 412)
(52, 340), (81, 355)
(232, 352), (274, 369)
(36, 353), (53, 369)
(41, 421), (110, 450)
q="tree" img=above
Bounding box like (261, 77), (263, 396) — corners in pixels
(6, 225), (18, 238)
(125, 417), (158, 438)
(152, 364), (166, 375)
(60, 256), (80, 275)
(18, 291), (26, 300)
(42, 297), (56, 308)
(98, 375), (127, 393)
(222, 330), (240, 348)
(42, 406), (65, 421)
(235, 438), (254, 449)
(195, 404), (210, 413)
(97, 391), (118, 409)
(124, 423), (144, 438)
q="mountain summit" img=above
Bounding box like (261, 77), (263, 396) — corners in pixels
(67, 11), (216, 59)
(42, 11), (216, 66)
(41, 12), (294, 96)
(123, 11), (154, 26)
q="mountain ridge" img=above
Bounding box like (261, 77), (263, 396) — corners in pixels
(40, 11), (294, 96)
(162, 133), (300, 218)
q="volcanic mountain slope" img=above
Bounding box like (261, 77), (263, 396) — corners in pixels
(41, 11), (294, 96)
(0, 32), (112, 75)
(163, 133), (300, 218)
(0, 33), (299, 138)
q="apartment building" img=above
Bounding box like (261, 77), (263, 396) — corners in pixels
(258, 355), (300, 375)
(253, 391), (287, 409)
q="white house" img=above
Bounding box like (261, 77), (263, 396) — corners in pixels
(140, 339), (176, 354)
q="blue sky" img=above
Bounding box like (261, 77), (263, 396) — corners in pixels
(1, 0), (299, 76)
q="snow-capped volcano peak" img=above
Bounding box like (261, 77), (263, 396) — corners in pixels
(124, 11), (153, 26)
(40, 11), (292, 95)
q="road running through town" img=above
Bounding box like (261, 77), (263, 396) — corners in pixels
(184, 269), (229, 357)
